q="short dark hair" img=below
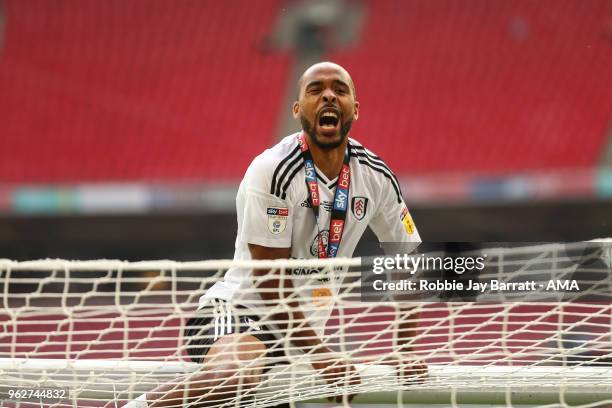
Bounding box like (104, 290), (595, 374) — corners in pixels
(295, 64), (356, 100)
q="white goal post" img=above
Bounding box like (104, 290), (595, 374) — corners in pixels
(1, 242), (611, 407)
(1, 358), (611, 406)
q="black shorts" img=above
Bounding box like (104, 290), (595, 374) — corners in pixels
(184, 299), (286, 365)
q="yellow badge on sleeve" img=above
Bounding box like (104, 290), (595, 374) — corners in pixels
(400, 206), (415, 235)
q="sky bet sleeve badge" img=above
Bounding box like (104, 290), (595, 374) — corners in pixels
(267, 207), (289, 234)
(400, 206), (415, 235)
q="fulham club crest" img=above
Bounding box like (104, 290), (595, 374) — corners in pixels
(351, 196), (368, 221)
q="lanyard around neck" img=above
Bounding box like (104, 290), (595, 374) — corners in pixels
(298, 133), (350, 259)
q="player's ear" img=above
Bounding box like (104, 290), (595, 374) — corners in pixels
(292, 101), (300, 119)
(353, 100), (359, 120)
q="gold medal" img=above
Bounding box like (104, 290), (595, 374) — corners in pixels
(312, 287), (332, 307)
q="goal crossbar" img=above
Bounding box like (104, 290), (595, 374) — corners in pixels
(1, 358), (611, 405)
(0, 258), (362, 272)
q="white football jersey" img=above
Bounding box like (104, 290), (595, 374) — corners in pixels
(202, 133), (420, 337)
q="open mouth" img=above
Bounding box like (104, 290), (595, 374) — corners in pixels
(318, 108), (340, 130)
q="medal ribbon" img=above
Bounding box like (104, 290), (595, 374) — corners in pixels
(298, 133), (350, 259)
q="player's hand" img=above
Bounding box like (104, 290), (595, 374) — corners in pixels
(311, 349), (361, 403)
(381, 352), (428, 384)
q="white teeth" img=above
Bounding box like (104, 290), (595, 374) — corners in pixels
(320, 111), (339, 128)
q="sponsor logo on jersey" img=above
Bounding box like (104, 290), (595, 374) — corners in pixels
(400, 206), (415, 235)
(351, 196), (368, 220)
(289, 259), (343, 283)
(267, 207), (288, 234)
(290, 267), (323, 275)
(333, 188), (348, 211)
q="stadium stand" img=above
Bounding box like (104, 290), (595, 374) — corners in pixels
(330, 0), (612, 174)
(0, 0), (290, 182)
(0, 0), (610, 182)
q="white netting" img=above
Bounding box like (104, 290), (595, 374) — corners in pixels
(0, 242), (611, 408)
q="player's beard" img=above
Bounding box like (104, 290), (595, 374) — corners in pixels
(300, 113), (353, 150)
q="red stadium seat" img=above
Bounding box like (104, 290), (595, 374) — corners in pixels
(1, 1), (610, 182)
(330, 0), (612, 174)
(0, 0), (290, 182)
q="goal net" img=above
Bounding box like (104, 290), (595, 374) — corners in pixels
(1, 241), (611, 408)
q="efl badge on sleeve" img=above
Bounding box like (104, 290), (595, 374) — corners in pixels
(351, 196), (368, 221)
(400, 206), (415, 235)
(267, 207), (288, 234)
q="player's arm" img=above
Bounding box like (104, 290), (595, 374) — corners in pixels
(240, 155), (334, 356)
(368, 181), (427, 380)
(241, 157), (359, 399)
(249, 243), (332, 355)
(396, 305), (420, 352)
(249, 243), (360, 402)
